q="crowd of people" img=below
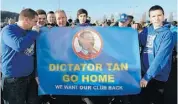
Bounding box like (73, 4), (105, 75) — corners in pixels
(0, 4), (177, 104)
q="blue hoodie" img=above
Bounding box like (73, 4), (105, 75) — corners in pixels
(139, 24), (174, 82)
(1, 24), (38, 77)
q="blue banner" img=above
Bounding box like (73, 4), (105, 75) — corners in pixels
(37, 27), (141, 96)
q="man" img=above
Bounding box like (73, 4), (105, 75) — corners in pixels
(55, 10), (68, 27)
(111, 13), (132, 104)
(76, 8), (90, 26)
(118, 13), (130, 27)
(1, 8), (39, 104)
(133, 5), (174, 104)
(47, 10), (83, 104)
(110, 14), (131, 27)
(36, 9), (47, 27)
(77, 31), (98, 57)
(127, 15), (134, 27)
(36, 9), (52, 104)
(46, 11), (57, 27)
(47, 11), (56, 24)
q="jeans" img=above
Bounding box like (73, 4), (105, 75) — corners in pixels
(140, 79), (165, 104)
(1, 74), (39, 104)
(51, 95), (83, 104)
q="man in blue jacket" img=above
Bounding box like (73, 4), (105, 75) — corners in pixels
(133, 5), (175, 104)
(1, 8), (39, 104)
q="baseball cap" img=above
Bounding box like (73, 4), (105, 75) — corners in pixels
(118, 13), (128, 23)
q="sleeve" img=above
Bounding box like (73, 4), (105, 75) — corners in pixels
(2, 26), (39, 52)
(143, 32), (175, 81)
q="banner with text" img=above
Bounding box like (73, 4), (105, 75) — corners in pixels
(37, 27), (141, 96)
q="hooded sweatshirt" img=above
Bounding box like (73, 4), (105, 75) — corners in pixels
(139, 24), (174, 82)
(1, 24), (38, 77)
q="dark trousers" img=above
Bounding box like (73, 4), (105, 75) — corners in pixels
(50, 95), (83, 104)
(39, 95), (53, 104)
(129, 94), (141, 104)
(89, 96), (110, 104)
(1, 74), (39, 104)
(111, 96), (129, 104)
(140, 79), (165, 104)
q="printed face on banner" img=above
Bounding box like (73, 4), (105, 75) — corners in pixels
(72, 29), (103, 60)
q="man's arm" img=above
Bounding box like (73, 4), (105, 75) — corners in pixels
(2, 26), (39, 52)
(143, 31), (175, 81)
